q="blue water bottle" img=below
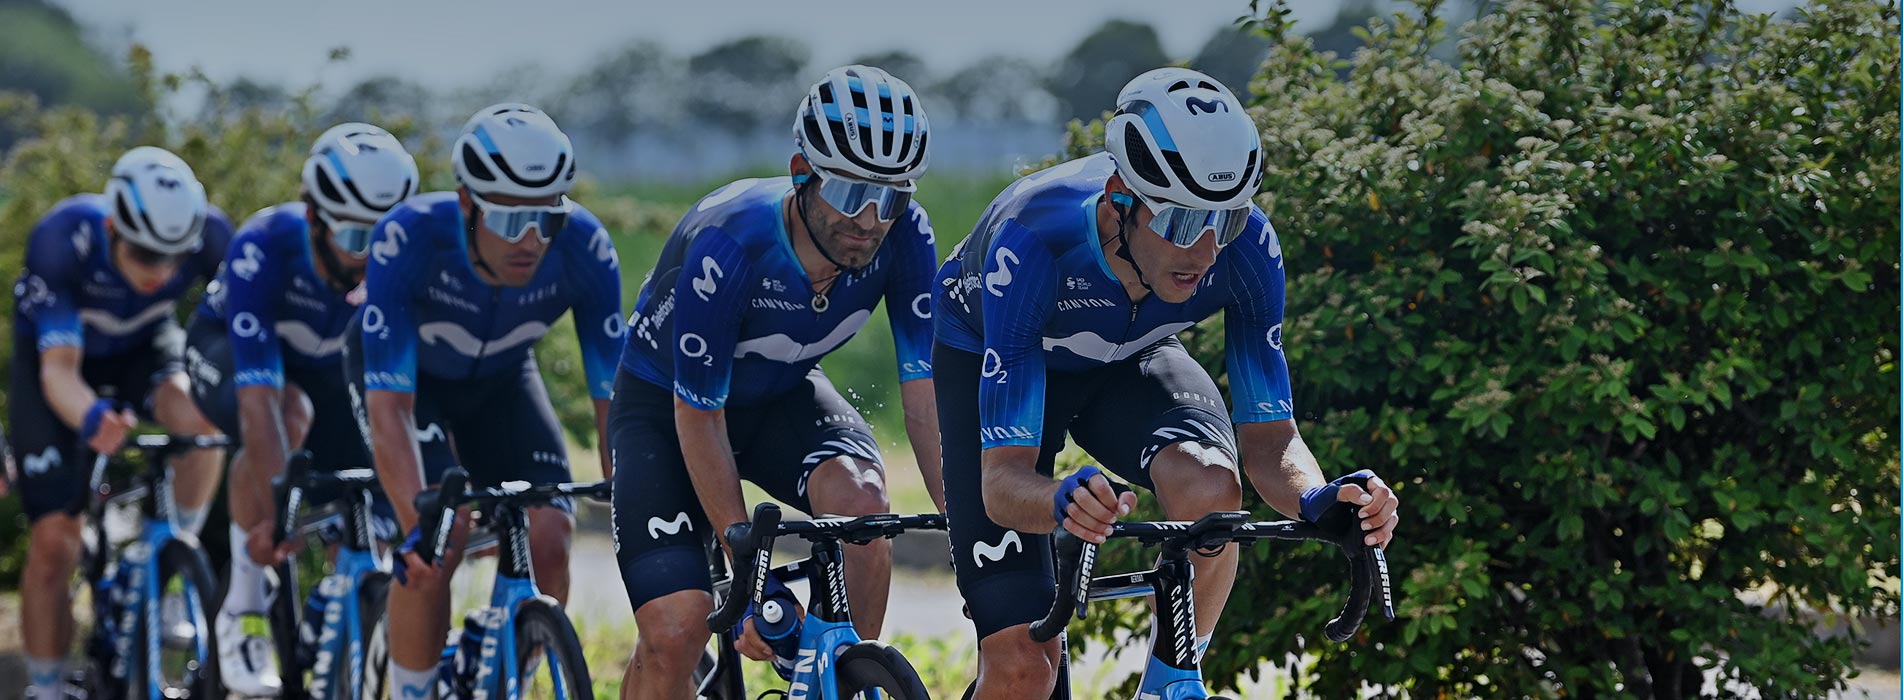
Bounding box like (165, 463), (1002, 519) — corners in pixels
(741, 572), (803, 680)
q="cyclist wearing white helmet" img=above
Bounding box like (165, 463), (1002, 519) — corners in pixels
(180, 123), (419, 696)
(347, 104), (622, 700)
(10, 146), (234, 699)
(934, 68), (1401, 698)
(611, 65), (941, 700)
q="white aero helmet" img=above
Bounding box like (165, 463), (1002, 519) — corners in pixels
(452, 103), (576, 199)
(302, 123), (420, 222)
(1104, 67), (1263, 211)
(793, 65), (930, 187)
(104, 146), (209, 255)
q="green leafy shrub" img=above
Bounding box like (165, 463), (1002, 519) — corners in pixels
(1062, 1), (1899, 697)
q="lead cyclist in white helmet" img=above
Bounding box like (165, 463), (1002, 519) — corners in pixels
(181, 123), (420, 697)
(933, 67), (1403, 698)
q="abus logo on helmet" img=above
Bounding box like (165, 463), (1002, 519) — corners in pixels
(1184, 96), (1229, 115)
(1209, 171), (1237, 183)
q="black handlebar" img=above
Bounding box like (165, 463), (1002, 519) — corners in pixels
(1030, 509), (1395, 643)
(413, 469), (615, 564)
(272, 451), (314, 548)
(705, 504), (947, 633)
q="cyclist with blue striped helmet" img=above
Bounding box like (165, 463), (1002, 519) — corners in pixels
(611, 65), (942, 698)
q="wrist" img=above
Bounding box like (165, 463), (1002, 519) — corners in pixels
(81, 399), (115, 441)
(1052, 465), (1105, 526)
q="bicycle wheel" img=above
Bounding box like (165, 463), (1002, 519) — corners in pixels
(131, 539), (221, 698)
(507, 597), (593, 700)
(834, 641), (930, 700)
(358, 573), (394, 700)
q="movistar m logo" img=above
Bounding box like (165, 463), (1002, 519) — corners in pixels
(973, 531), (1022, 568)
(647, 512), (692, 539)
(1184, 96), (1228, 115)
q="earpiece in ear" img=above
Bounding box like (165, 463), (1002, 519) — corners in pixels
(792, 174), (813, 185)
(1109, 192), (1136, 208)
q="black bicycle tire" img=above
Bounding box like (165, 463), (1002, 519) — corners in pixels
(833, 640), (930, 700)
(507, 597), (594, 700)
(359, 573), (393, 700)
(137, 539), (221, 699)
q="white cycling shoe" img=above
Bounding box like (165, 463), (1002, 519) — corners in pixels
(217, 611), (284, 697)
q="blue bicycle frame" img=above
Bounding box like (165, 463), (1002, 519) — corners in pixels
(301, 545), (385, 699)
(458, 572), (574, 700)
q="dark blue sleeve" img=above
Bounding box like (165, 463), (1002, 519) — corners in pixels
(977, 221), (1055, 448)
(221, 227), (288, 388)
(360, 204), (430, 392)
(16, 208), (88, 351)
(193, 208), (236, 285)
(885, 203), (938, 382)
(669, 230), (754, 410)
(1224, 214), (1294, 423)
(566, 210), (625, 400)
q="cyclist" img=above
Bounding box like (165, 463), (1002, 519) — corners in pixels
(10, 146), (233, 698)
(346, 103), (622, 700)
(934, 68), (1402, 698)
(611, 65), (941, 700)
(184, 123), (420, 697)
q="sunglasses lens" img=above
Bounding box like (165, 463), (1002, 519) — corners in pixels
(478, 204), (566, 243)
(1146, 206), (1252, 248)
(815, 174), (910, 222)
(331, 223), (375, 255)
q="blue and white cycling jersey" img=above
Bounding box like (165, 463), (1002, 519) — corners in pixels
(197, 202), (359, 388)
(935, 153), (1293, 449)
(13, 194), (233, 356)
(360, 192), (623, 399)
(619, 177), (937, 410)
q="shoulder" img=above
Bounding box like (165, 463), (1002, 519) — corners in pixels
(373, 191), (459, 259)
(559, 203), (619, 271)
(677, 178), (788, 250)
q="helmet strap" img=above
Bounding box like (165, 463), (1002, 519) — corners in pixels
(792, 177), (865, 312)
(1106, 194), (1158, 297)
(304, 197), (361, 293)
(463, 196), (502, 282)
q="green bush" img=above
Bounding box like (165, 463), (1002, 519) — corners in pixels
(1063, 1), (1899, 697)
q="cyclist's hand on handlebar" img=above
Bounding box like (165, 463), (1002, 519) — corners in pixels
(393, 511), (470, 587)
(1344, 473), (1400, 548)
(86, 407), (139, 456)
(1058, 467), (1136, 544)
(734, 617), (778, 662)
(245, 519), (301, 567)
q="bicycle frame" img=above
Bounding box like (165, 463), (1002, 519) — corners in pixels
(461, 503), (574, 700)
(276, 461), (393, 700)
(302, 543), (384, 700)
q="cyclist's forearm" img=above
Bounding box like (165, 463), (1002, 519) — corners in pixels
(674, 398), (747, 546)
(233, 385), (290, 528)
(981, 445), (1060, 533)
(368, 389), (427, 530)
(899, 379), (945, 513)
(593, 398), (613, 480)
(1239, 420), (1323, 519)
(39, 346), (99, 430)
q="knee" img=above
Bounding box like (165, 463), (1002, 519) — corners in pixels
(528, 509), (573, 566)
(153, 376), (217, 435)
(25, 518), (82, 580)
(634, 600), (713, 666)
(978, 633), (1060, 695)
(810, 456), (889, 517)
(1152, 442), (1242, 515)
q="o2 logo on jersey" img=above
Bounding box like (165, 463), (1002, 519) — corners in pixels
(232, 312), (264, 339)
(679, 332), (713, 367)
(232, 242), (266, 281)
(691, 256), (723, 301)
(1267, 323), (1283, 351)
(361, 304), (388, 339)
(1185, 96), (1229, 115)
(911, 293), (931, 320)
(371, 221), (407, 266)
(1257, 399), (1294, 416)
(603, 313), (627, 339)
(588, 226), (619, 269)
(981, 348), (1007, 385)
(984, 248), (1019, 297)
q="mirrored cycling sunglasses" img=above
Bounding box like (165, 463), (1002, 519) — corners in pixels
(1137, 195), (1253, 249)
(804, 168), (913, 222)
(469, 191), (572, 244)
(316, 209), (376, 257)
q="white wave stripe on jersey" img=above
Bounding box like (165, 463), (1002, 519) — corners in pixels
(732, 309), (872, 362)
(275, 320), (349, 357)
(417, 320), (550, 357)
(1042, 322), (1195, 363)
(78, 301), (178, 336)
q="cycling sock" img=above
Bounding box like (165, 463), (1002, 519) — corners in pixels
(223, 523), (269, 615)
(390, 660), (437, 700)
(1194, 633), (1212, 664)
(177, 505), (208, 536)
(26, 656), (66, 694)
